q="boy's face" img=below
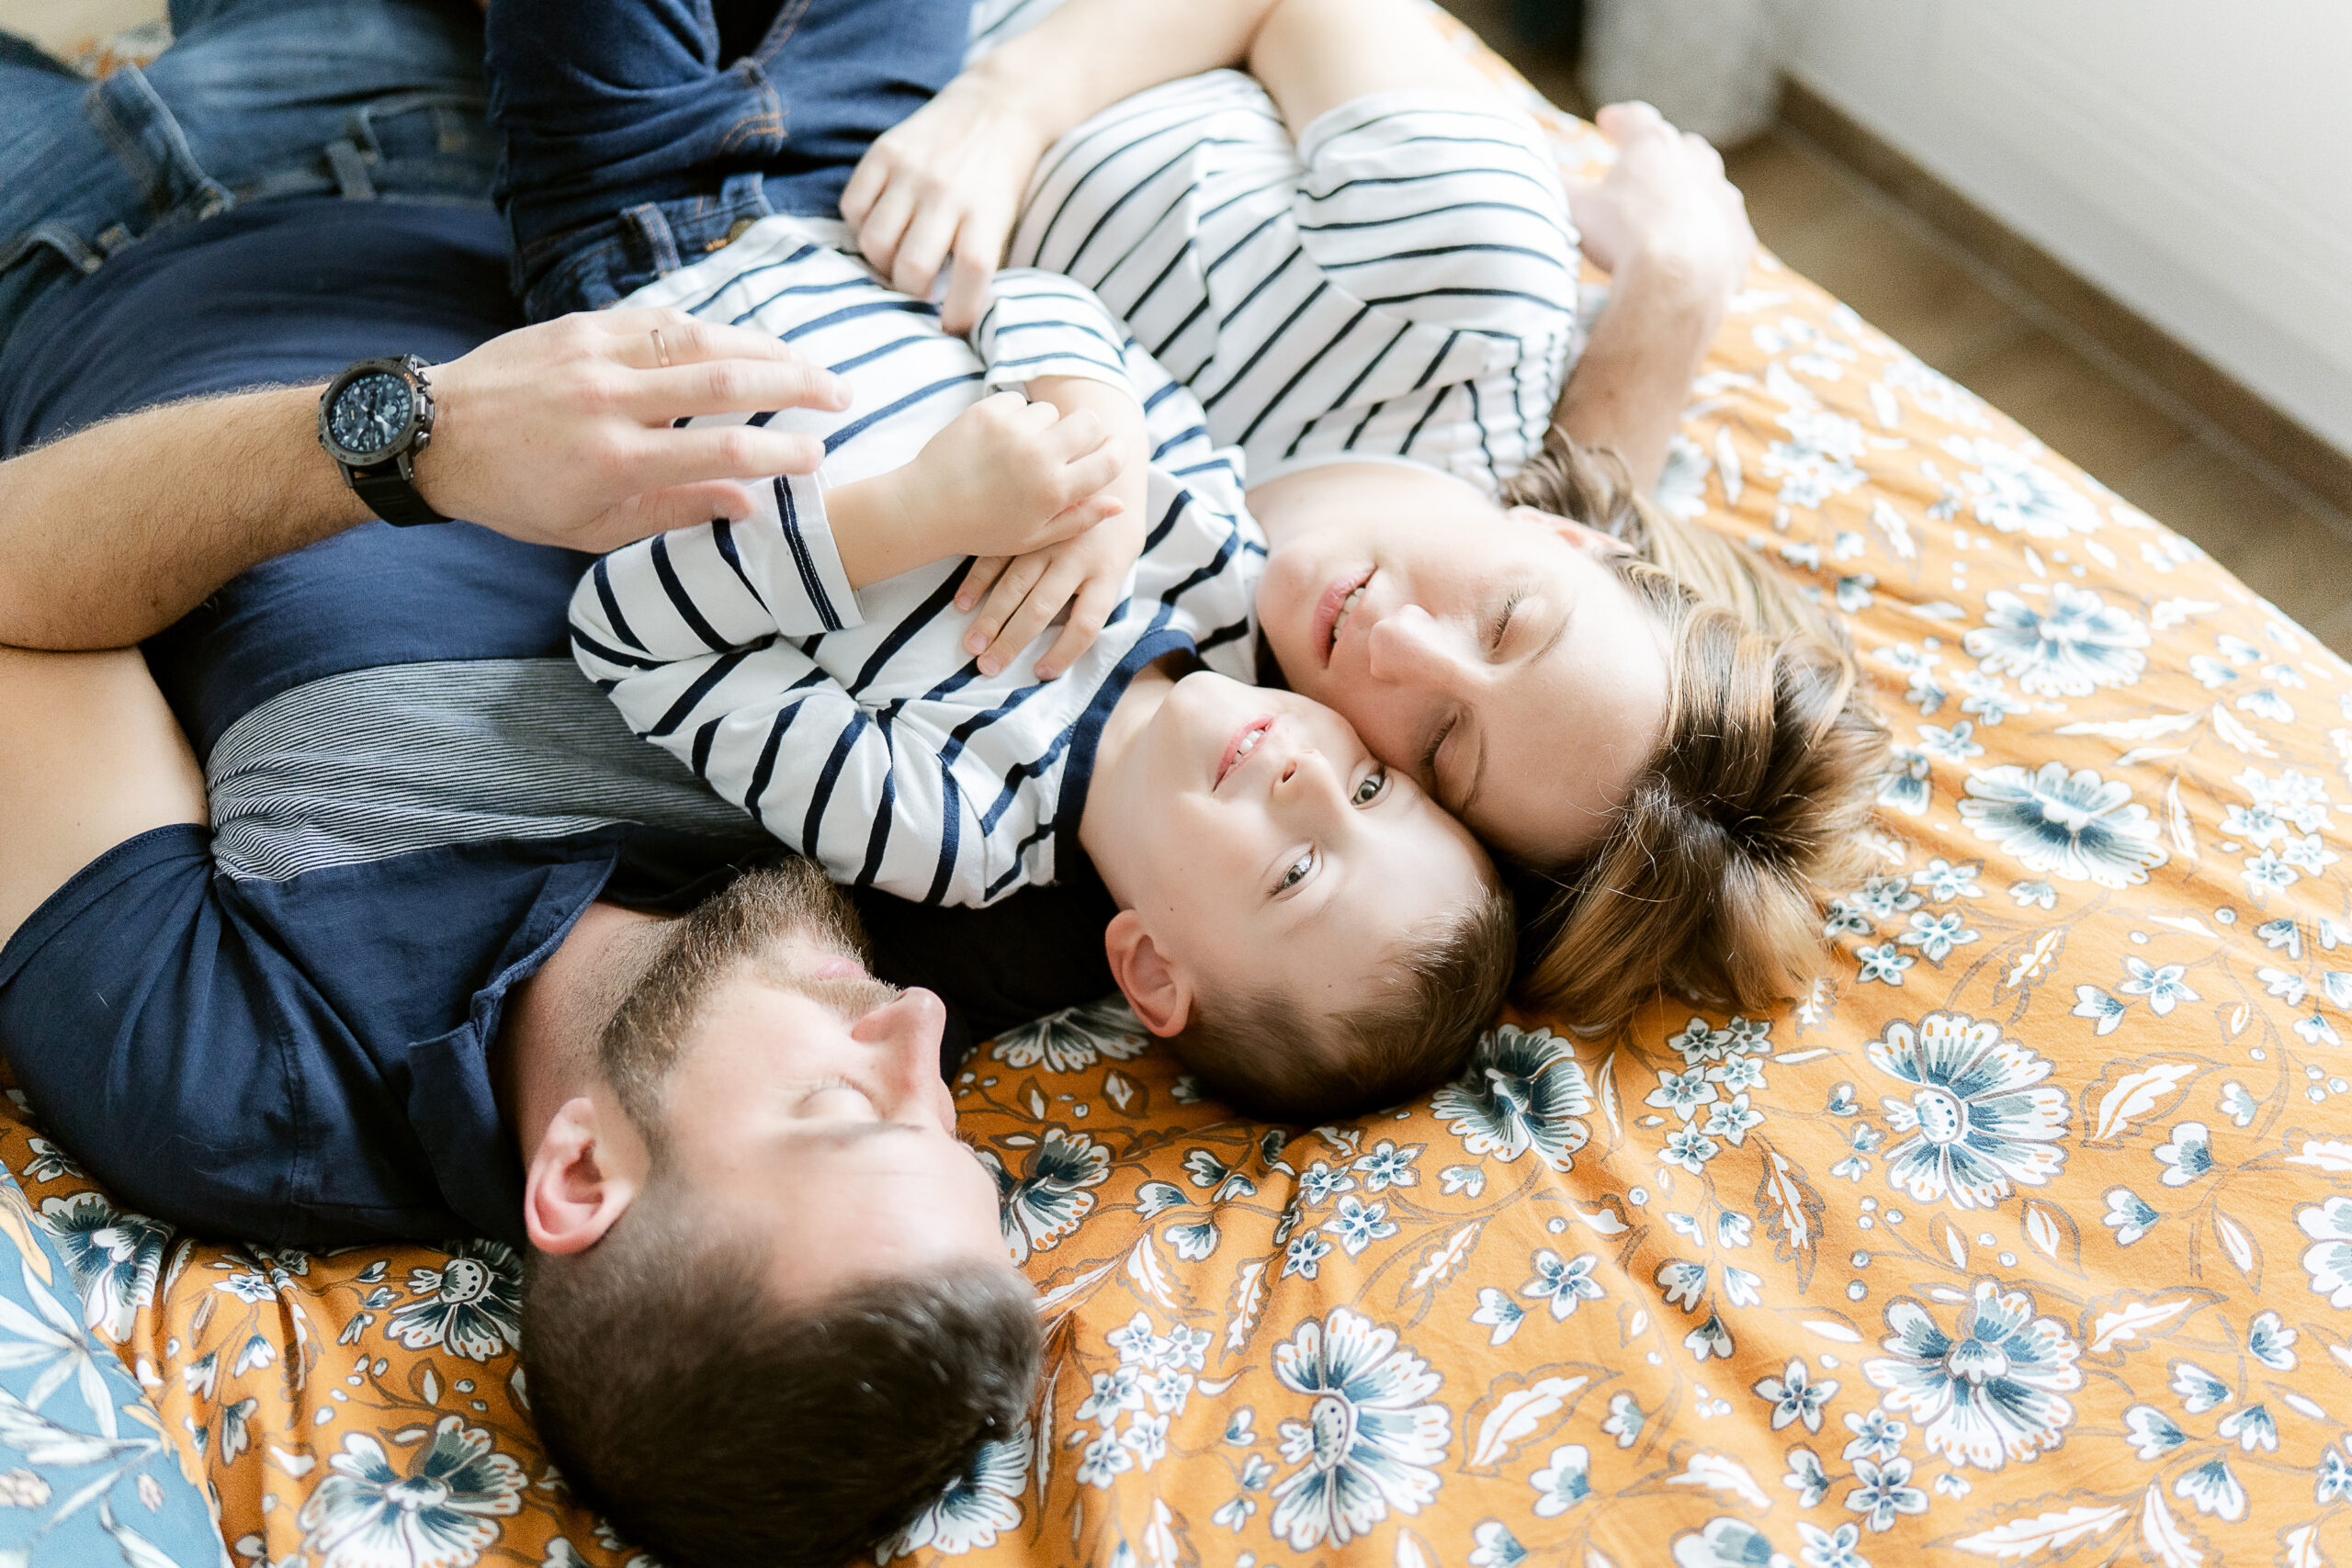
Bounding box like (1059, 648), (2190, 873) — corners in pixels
(1088, 671), (1492, 1024)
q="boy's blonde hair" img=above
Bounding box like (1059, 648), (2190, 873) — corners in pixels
(1503, 429), (1891, 1029)
(1171, 881), (1517, 1122)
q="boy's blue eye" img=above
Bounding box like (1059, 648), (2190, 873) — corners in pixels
(1276, 850), (1316, 893)
(1352, 768), (1386, 806)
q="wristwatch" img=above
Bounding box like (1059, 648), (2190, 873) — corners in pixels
(317, 355), (448, 526)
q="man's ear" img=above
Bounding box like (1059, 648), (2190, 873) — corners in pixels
(1104, 909), (1193, 1038)
(1507, 503), (1628, 559)
(522, 1095), (642, 1256)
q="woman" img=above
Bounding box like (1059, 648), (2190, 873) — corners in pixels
(845, 0), (1891, 1030)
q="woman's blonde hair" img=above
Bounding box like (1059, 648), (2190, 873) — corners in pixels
(1500, 428), (1891, 1029)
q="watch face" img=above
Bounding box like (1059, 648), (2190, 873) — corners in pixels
(328, 371), (415, 459)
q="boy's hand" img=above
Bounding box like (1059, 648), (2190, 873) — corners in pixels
(956, 376), (1150, 678)
(1565, 102), (1755, 301)
(832, 392), (1126, 592)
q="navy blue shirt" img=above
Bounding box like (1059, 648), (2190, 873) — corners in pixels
(0, 198), (1113, 1249)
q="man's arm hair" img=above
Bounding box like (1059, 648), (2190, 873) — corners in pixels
(0, 308), (851, 651)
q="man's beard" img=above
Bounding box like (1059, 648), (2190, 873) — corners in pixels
(597, 859), (881, 1146)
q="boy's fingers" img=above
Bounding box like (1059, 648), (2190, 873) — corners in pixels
(981, 565), (1076, 674)
(1055, 440), (1125, 506)
(1034, 578), (1118, 681)
(967, 555), (1051, 661)
(955, 555), (1011, 614)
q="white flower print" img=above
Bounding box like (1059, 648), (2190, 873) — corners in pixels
(384, 1241), (522, 1362)
(1940, 435), (2101, 537)
(1845, 1455), (1928, 1531)
(1869, 1013), (2069, 1209)
(2173, 1457), (2246, 1521)
(1784, 1446), (1830, 1508)
(1350, 1142), (1420, 1191)
(2103, 1188), (2159, 1245)
(1898, 911), (1978, 962)
(2123, 1404), (2188, 1460)
(2007, 880), (2057, 909)
(1647, 1068), (1719, 1122)
(2071, 987), (2127, 1036)
(1267, 1310), (1449, 1550)
(2172, 1360), (2231, 1415)
(1075, 1432), (1133, 1489)
(1916, 859), (1983, 900)
(1878, 748), (1931, 816)
(2152, 1122), (2214, 1187)
(1674, 1517), (1788, 1567)
(1470, 1288), (1524, 1347)
(876, 1427), (1029, 1560)
(1529, 1443), (1591, 1516)
(1755, 1359), (1838, 1433)
(1964, 585), (2148, 696)
(1864, 1280), (2082, 1469)
(2235, 767), (2332, 832)
(2117, 958), (2197, 1015)
(38, 1193), (168, 1344)
(1961, 762), (2167, 886)
(297, 1416), (524, 1568)
(2248, 1311), (2297, 1371)
(1799, 1520), (1870, 1568)
(1430, 1025), (1592, 1170)
(1468, 1519), (1529, 1567)
(987, 1128), (1110, 1263)
(2217, 1404), (2276, 1453)
(1661, 1127), (1722, 1173)
(2297, 1196), (2352, 1306)
(1521, 1251), (1605, 1319)
(1321, 1197), (1396, 1258)
(1842, 1409), (1905, 1463)
(1855, 944), (1913, 987)
(1600, 1393), (1645, 1448)
(989, 998), (1150, 1073)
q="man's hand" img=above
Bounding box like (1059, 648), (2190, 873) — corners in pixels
(827, 392), (1128, 612)
(953, 376), (1148, 679)
(840, 75), (1056, 336)
(1566, 102), (1755, 301)
(419, 306), (852, 555)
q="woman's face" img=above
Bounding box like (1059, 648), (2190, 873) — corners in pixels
(1253, 465), (1673, 867)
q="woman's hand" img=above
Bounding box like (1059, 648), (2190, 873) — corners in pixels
(841, 73), (1057, 336)
(1565, 101), (1756, 303)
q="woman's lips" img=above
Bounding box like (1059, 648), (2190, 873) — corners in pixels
(1216, 715), (1276, 789)
(1310, 567), (1375, 668)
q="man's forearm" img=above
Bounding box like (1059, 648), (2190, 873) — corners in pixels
(0, 386), (368, 650)
(1551, 253), (1726, 497)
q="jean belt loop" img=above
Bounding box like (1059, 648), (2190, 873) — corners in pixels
(324, 139), (378, 201)
(718, 171), (775, 221)
(0, 222), (107, 279)
(621, 202), (684, 280)
(88, 64), (232, 222)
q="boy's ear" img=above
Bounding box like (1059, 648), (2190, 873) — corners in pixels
(1104, 909), (1193, 1037)
(522, 1095), (643, 1256)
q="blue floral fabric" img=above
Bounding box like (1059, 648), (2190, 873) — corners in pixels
(0, 1164), (224, 1566)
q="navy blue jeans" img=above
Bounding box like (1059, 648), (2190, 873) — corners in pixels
(487, 0), (973, 322)
(0, 0), (496, 356)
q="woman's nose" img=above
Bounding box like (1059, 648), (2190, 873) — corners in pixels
(1364, 604), (1457, 689)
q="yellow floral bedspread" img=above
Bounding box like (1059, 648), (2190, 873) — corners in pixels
(11, 17), (2352, 1568)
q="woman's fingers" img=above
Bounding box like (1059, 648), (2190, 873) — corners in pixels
(854, 180), (921, 280)
(891, 199), (964, 301)
(939, 233), (1001, 338)
(582, 480), (761, 552)
(956, 555), (1012, 614)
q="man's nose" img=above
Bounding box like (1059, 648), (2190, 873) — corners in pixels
(1364, 604), (1461, 691)
(852, 987), (950, 1107)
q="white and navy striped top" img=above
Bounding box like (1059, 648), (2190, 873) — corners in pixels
(570, 217), (1261, 908)
(992, 49), (1581, 496)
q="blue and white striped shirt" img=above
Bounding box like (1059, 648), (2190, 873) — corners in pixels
(1001, 64), (1581, 497)
(570, 217), (1262, 908)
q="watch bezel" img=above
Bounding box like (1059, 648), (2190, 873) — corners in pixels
(319, 356), (433, 468)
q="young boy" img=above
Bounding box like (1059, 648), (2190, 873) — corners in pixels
(515, 1), (1515, 1122)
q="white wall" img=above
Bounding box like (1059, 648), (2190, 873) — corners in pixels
(1787, 0), (2352, 459)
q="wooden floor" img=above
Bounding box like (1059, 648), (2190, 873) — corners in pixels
(10, 0), (2351, 656)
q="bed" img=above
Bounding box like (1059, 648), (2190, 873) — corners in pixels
(6, 13), (2351, 1567)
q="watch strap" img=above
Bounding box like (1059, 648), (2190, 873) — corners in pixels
(347, 454), (449, 527)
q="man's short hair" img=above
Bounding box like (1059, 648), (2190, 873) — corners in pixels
(518, 861), (1039, 1566)
(523, 1188), (1037, 1567)
(1171, 881), (1517, 1122)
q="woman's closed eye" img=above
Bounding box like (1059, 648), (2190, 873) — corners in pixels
(1487, 590), (1524, 652)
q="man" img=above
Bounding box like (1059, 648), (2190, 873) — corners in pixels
(0, 2), (1046, 1563)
